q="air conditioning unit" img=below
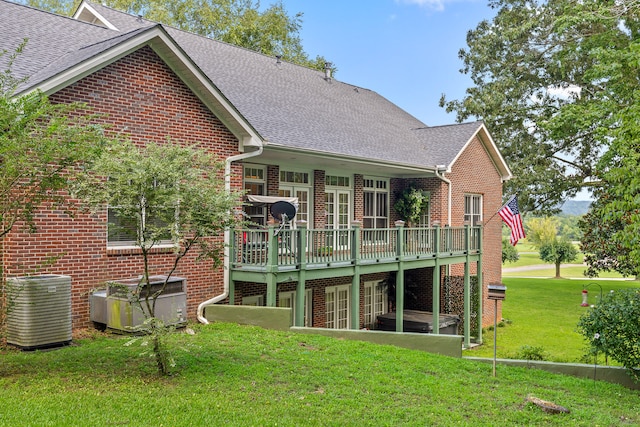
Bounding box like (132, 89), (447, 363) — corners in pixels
(90, 275), (187, 332)
(6, 275), (72, 350)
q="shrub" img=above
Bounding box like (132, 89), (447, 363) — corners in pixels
(577, 288), (640, 382)
(516, 345), (547, 361)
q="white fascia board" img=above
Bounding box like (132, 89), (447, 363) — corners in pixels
(72, 2), (119, 30)
(23, 26), (262, 149)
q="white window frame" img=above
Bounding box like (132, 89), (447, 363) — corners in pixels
(364, 281), (388, 329)
(325, 284), (350, 329)
(243, 164), (267, 225)
(242, 295), (264, 306)
(464, 194), (483, 226)
(363, 177), (389, 229)
(278, 289), (313, 326)
(279, 169), (312, 228)
(417, 192), (431, 227)
(107, 178), (175, 248)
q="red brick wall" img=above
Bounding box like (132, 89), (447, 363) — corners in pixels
(447, 135), (504, 326)
(3, 46), (241, 329)
(313, 170), (326, 228)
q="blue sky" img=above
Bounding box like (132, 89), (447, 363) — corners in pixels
(278, 0), (497, 126)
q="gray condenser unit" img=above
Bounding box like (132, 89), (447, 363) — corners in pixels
(6, 275), (72, 350)
(90, 275), (187, 332)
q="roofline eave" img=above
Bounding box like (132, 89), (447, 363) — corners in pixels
(263, 143), (442, 177)
(15, 25), (264, 150)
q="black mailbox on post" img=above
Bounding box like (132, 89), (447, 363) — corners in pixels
(487, 284), (506, 301)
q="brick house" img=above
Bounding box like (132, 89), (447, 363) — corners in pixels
(0, 0), (511, 346)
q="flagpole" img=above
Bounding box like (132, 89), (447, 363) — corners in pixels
(485, 194), (517, 226)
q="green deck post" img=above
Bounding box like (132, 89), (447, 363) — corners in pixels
(295, 221), (308, 327)
(394, 221), (406, 332)
(432, 222), (441, 334)
(266, 224), (278, 307)
(476, 225), (483, 344)
(229, 229), (236, 305)
(351, 221), (362, 330)
(463, 222), (471, 348)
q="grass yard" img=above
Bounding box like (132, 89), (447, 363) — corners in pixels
(464, 278), (640, 363)
(0, 323), (639, 426)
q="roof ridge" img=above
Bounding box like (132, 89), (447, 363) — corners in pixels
(81, 0), (342, 81)
(413, 120), (483, 131)
(76, 24), (157, 52)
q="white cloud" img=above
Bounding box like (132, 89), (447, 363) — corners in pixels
(396, 0), (468, 12)
(397, 0), (446, 11)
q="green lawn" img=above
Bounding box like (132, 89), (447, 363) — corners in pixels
(1, 322), (639, 426)
(464, 278), (640, 363)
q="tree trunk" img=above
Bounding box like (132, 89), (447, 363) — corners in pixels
(555, 261), (561, 278)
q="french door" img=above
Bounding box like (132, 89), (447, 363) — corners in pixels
(324, 190), (350, 250)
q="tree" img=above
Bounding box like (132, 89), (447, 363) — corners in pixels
(440, 0), (640, 214)
(577, 289), (640, 382)
(1, 42), (107, 334)
(76, 140), (243, 374)
(502, 238), (519, 264)
(524, 217), (557, 250)
(579, 194), (640, 279)
(1, 43), (106, 241)
(24, 0), (331, 71)
(539, 238), (578, 279)
(394, 186), (429, 225)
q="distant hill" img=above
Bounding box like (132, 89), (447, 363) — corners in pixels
(561, 200), (592, 216)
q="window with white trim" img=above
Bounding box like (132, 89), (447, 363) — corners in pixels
(464, 194), (483, 226)
(107, 178), (173, 247)
(242, 295), (264, 306)
(417, 192), (431, 227)
(279, 170), (311, 226)
(363, 178), (389, 229)
(325, 285), (350, 329)
(364, 281), (388, 329)
(243, 165), (266, 225)
(278, 290), (313, 326)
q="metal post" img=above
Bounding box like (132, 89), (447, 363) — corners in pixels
(493, 298), (498, 377)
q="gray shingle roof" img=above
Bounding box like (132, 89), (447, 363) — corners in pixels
(0, 0), (508, 176)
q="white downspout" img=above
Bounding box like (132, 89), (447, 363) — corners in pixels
(435, 166), (451, 226)
(197, 143), (264, 324)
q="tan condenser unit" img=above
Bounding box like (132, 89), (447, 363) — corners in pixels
(90, 275), (187, 332)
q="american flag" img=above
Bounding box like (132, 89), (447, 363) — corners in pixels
(498, 195), (525, 246)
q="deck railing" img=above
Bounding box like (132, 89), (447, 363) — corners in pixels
(231, 223), (481, 270)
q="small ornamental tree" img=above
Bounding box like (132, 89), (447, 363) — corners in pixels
(76, 140), (243, 375)
(394, 186), (429, 226)
(577, 289), (640, 382)
(539, 238), (578, 278)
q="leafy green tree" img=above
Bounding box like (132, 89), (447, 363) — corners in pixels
(394, 186), (429, 225)
(441, 0), (639, 214)
(577, 289), (640, 382)
(579, 195), (640, 279)
(539, 238), (578, 279)
(1, 42), (107, 334)
(24, 0), (330, 71)
(524, 217), (557, 250)
(76, 140), (243, 375)
(502, 238), (519, 264)
(556, 214), (582, 242)
(0, 43), (106, 240)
